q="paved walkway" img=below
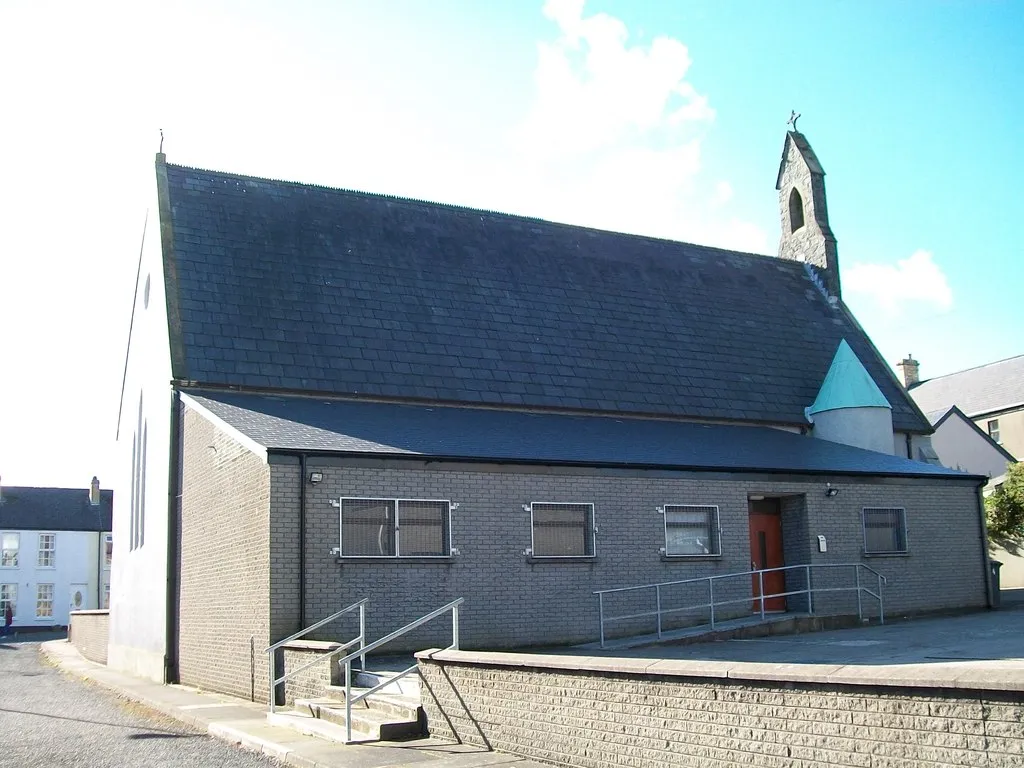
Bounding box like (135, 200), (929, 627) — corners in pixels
(40, 640), (546, 768)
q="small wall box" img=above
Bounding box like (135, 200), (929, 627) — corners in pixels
(817, 535), (827, 553)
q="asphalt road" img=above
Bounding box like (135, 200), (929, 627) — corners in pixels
(0, 634), (283, 768)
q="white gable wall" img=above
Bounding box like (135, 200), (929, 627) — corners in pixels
(931, 412), (1014, 480)
(109, 171), (174, 682)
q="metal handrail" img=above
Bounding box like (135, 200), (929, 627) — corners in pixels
(338, 597), (463, 743)
(594, 563), (886, 649)
(265, 598), (368, 714)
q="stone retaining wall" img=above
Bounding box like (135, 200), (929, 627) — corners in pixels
(69, 610), (109, 665)
(417, 649), (1024, 768)
(281, 640), (342, 705)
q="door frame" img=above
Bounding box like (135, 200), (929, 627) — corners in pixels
(748, 497), (786, 613)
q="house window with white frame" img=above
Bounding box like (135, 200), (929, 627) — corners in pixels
(340, 498), (451, 557)
(862, 507), (908, 555)
(1, 533), (18, 568)
(0, 583), (16, 620)
(104, 534), (113, 568)
(663, 505), (721, 556)
(36, 584), (54, 619)
(37, 533), (55, 568)
(103, 583), (110, 609)
(529, 502), (596, 558)
(988, 419), (1001, 444)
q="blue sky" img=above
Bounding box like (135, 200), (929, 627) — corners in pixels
(0, 0), (1021, 487)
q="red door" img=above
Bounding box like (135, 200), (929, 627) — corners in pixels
(749, 499), (786, 612)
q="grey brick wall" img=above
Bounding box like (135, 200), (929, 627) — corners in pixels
(178, 407), (272, 701)
(418, 653), (1024, 768)
(69, 610), (109, 664)
(281, 641), (343, 704)
(273, 458), (986, 651)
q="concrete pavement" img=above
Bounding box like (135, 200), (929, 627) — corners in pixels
(40, 640), (547, 768)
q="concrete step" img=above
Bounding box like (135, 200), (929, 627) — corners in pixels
(267, 708), (376, 744)
(352, 668), (420, 697)
(324, 684), (421, 721)
(294, 697), (423, 742)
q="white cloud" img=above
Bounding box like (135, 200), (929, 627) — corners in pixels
(844, 250), (954, 314)
(503, 0), (766, 253)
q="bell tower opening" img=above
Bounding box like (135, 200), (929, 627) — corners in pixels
(789, 188), (805, 232)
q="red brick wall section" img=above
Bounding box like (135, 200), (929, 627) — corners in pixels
(69, 610), (109, 665)
(177, 407), (272, 701)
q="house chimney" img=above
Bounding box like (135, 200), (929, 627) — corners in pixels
(89, 476), (101, 506)
(897, 355), (920, 388)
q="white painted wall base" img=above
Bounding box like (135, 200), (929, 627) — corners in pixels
(107, 644), (165, 682)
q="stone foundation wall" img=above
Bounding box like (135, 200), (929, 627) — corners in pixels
(417, 649), (1024, 768)
(69, 610), (109, 665)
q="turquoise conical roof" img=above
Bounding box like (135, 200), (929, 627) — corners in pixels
(806, 339), (891, 418)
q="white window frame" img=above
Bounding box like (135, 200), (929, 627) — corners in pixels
(661, 504), (722, 557)
(338, 497), (453, 558)
(1, 532), (19, 568)
(36, 583), (54, 619)
(0, 583), (16, 620)
(527, 502), (597, 559)
(988, 419), (1001, 444)
(104, 534), (113, 569)
(37, 533), (56, 568)
(103, 583), (110, 609)
(862, 507), (909, 555)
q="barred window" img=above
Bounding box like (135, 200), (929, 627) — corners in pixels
(0, 584), (16, 619)
(1, 533), (18, 568)
(36, 584), (54, 619)
(340, 498), (451, 557)
(862, 507), (908, 554)
(530, 503), (595, 558)
(38, 533), (56, 568)
(664, 505), (720, 556)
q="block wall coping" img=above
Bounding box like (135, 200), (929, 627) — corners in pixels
(69, 609), (110, 616)
(282, 640), (342, 652)
(416, 647), (1024, 693)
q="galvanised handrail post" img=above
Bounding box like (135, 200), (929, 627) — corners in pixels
(758, 570), (765, 620)
(598, 592), (606, 649)
(359, 602), (366, 670)
(345, 656), (352, 743)
(452, 602), (460, 649)
(269, 653), (276, 714)
(709, 578), (716, 629)
(878, 572), (885, 624)
(806, 564), (814, 615)
(855, 565), (863, 621)
(655, 585), (663, 640)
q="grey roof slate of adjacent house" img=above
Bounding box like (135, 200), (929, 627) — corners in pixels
(909, 355), (1024, 418)
(184, 391), (969, 479)
(0, 487), (113, 531)
(160, 160), (929, 432)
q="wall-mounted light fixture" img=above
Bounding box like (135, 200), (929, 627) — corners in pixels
(308, 471), (324, 484)
(825, 483), (840, 498)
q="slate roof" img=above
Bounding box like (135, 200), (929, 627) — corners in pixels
(160, 160), (929, 432)
(0, 487), (113, 531)
(184, 391), (967, 479)
(908, 355), (1024, 418)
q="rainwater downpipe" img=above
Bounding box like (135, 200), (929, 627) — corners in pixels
(298, 453), (307, 629)
(905, 433), (913, 459)
(164, 390), (181, 684)
(976, 481), (995, 609)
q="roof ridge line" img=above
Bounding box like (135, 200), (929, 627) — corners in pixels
(164, 161), (782, 263)
(916, 353), (1024, 385)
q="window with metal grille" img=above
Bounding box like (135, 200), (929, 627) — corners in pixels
(340, 498), (451, 557)
(0, 584), (16, 620)
(530, 503), (595, 558)
(1, 533), (18, 568)
(36, 584), (54, 619)
(663, 505), (720, 556)
(862, 507), (908, 554)
(38, 533), (55, 568)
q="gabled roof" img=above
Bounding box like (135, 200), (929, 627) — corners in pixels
(929, 405), (1018, 463)
(183, 391), (967, 480)
(158, 160), (929, 432)
(909, 355), (1024, 418)
(776, 131), (825, 190)
(0, 487), (113, 532)
(807, 339), (891, 417)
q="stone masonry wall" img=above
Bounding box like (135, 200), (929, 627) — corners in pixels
(281, 641), (343, 705)
(418, 651), (1024, 768)
(69, 609), (109, 665)
(275, 457), (987, 651)
(177, 407), (272, 701)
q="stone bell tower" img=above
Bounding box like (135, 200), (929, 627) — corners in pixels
(776, 115), (841, 297)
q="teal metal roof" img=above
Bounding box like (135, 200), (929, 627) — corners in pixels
(807, 339), (891, 418)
